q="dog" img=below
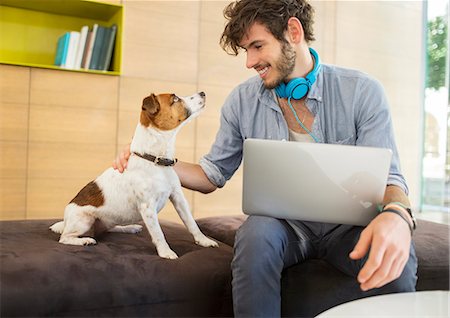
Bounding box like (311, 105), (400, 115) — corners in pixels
(50, 92), (218, 259)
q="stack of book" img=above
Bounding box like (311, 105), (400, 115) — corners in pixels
(54, 24), (117, 71)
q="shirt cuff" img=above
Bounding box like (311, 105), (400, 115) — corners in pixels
(387, 175), (409, 196)
(199, 157), (227, 188)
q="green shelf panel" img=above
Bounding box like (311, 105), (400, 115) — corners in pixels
(0, 0), (123, 75)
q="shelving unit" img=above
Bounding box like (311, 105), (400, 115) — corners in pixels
(0, 0), (123, 75)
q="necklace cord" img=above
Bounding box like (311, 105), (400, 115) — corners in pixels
(287, 97), (319, 142)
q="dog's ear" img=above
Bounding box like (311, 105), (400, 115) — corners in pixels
(142, 94), (160, 116)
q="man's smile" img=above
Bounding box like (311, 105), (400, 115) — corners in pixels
(256, 65), (270, 78)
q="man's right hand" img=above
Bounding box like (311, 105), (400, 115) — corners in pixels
(112, 144), (131, 173)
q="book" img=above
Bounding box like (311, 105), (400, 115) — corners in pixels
(74, 26), (89, 70)
(89, 25), (107, 70)
(100, 24), (117, 71)
(84, 24), (98, 69)
(54, 32), (70, 66)
(53, 23), (117, 72)
(96, 27), (111, 71)
(80, 30), (92, 69)
(63, 31), (80, 69)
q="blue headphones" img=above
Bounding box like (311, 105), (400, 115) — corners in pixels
(275, 48), (321, 100)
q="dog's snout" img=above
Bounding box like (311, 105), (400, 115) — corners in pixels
(199, 92), (205, 98)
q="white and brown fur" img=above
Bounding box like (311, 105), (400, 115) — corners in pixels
(50, 92), (218, 259)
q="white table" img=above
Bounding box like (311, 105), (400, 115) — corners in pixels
(316, 290), (449, 317)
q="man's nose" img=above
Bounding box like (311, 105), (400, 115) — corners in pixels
(246, 51), (257, 69)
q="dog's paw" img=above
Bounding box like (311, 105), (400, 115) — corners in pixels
(109, 224), (143, 234)
(81, 238), (97, 245)
(126, 224), (143, 233)
(49, 221), (64, 234)
(59, 236), (97, 246)
(158, 248), (178, 259)
(195, 236), (219, 248)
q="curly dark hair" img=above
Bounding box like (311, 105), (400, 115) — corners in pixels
(220, 0), (315, 56)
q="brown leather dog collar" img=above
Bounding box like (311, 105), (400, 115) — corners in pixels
(133, 152), (178, 167)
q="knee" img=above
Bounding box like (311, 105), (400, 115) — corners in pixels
(235, 216), (285, 250)
(233, 216), (288, 269)
(380, 247), (418, 293)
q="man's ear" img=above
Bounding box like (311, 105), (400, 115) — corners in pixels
(286, 17), (304, 44)
(142, 93), (160, 116)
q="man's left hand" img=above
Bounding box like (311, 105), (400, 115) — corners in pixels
(349, 212), (411, 291)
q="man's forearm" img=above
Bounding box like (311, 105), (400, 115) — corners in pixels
(382, 185), (414, 229)
(174, 161), (217, 194)
(383, 185), (410, 207)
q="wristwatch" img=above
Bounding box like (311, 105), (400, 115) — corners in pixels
(384, 202), (417, 231)
(403, 206), (417, 231)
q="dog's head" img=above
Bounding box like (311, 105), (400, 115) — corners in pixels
(140, 92), (206, 130)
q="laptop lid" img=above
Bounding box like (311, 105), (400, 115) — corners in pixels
(242, 139), (392, 226)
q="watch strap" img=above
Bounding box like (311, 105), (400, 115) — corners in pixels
(380, 208), (414, 235)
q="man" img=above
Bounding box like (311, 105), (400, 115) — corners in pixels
(114, 0), (417, 316)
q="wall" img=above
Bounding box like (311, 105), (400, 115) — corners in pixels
(0, 0), (424, 221)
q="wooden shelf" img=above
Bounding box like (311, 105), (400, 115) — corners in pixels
(0, 0), (123, 75)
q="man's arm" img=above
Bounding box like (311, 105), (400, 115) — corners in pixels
(174, 161), (217, 194)
(112, 144), (217, 194)
(349, 185), (414, 291)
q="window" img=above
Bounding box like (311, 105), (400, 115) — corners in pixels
(422, 0), (449, 213)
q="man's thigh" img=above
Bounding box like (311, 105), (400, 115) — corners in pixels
(321, 224), (364, 277)
(321, 224), (418, 292)
(235, 216), (315, 268)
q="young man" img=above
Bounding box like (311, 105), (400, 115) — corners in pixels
(115, 0), (417, 316)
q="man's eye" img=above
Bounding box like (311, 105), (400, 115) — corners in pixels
(255, 45), (262, 50)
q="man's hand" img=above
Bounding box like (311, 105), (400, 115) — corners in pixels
(349, 212), (411, 291)
(112, 144), (131, 173)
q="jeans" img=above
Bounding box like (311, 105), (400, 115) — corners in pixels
(231, 215), (418, 317)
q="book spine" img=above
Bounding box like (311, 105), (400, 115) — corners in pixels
(80, 30), (92, 69)
(74, 26), (89, 70)
(64, 31), (80, 69)
(101, 24), (117, 71)
(84, 24), (98, 69)
(54, 32), (70, 66)
(89, 25), (106, 70)
(97, 27), (111, 71)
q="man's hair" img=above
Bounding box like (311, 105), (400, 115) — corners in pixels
(220, 0), (315, 56)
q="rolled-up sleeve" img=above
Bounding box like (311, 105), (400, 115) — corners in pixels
(355, 77), (409, 195)
(199, 88), (244, 188)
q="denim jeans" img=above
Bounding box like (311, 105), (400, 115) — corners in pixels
(231, 215), (418, 317)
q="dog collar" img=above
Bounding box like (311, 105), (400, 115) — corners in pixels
(133, 152), (178, 167)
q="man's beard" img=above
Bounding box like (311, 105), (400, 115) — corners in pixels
(264, 42), (296, 89)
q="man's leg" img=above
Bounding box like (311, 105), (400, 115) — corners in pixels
(323, 225), (417, 295)
(231, 216), (314, 317)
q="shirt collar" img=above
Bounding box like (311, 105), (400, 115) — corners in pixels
(306, 66), (323, 102)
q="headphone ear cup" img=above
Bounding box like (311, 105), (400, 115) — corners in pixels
(275, 82), (287, 98)
(287, 78), (309, 100)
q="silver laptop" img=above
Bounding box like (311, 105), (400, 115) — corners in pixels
(242, 139), (392, 226)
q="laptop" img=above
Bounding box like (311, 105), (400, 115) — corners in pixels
(242, 138), (392, 226)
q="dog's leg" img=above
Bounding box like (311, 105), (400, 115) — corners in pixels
(108, 224), (143, 234)
(59, 206), (97, 246)
(49, 221), (65, 234)
(139, 203), (178, 259)
(170, 188), (218, 248)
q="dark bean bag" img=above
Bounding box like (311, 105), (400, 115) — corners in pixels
(1, 216), (448, 317)
(0, 219), (233, 317)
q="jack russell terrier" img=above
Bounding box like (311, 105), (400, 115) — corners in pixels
(50, 92), (218, 259)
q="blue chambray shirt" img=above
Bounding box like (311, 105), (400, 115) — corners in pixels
(199, 63), (408, 194)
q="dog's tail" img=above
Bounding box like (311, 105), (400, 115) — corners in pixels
(49, 221), (65, 234)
